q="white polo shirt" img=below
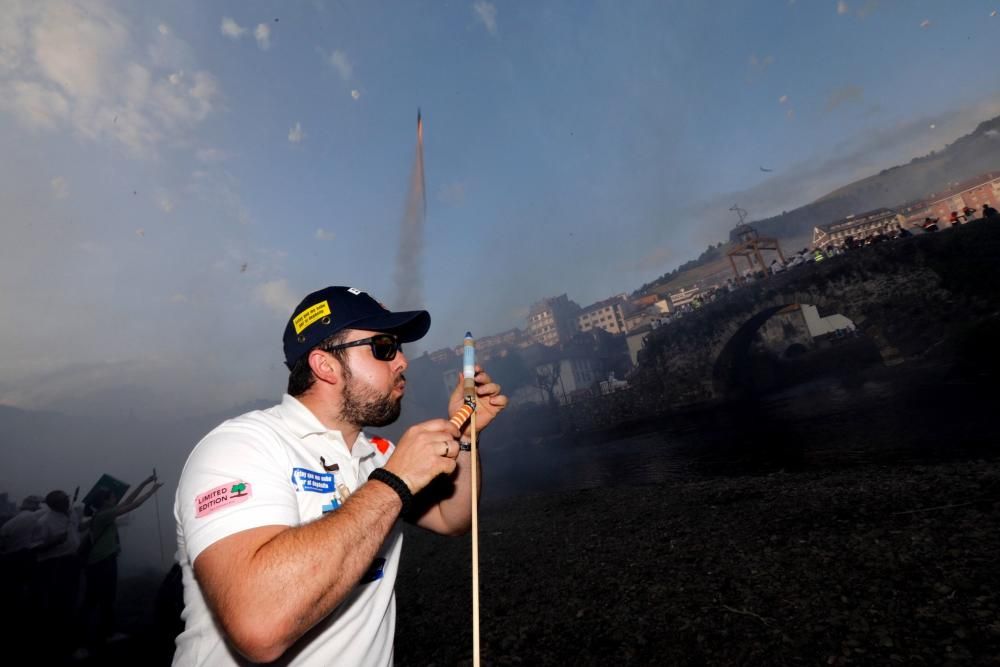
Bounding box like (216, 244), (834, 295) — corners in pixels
(173, 394), (402, 667)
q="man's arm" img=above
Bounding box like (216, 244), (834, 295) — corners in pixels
(112, 482), (163, 517)
(121, 474), (155, 505)
(412, 368), (506, 535)
(190, 418), (461, 664)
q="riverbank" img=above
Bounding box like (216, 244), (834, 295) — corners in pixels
(395, 457), (1000, 665)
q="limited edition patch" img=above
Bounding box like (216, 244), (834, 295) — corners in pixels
(195, 481), (252, 518)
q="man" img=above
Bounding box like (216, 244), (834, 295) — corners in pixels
(0, 495), (45, 649)
(173, 286), (506, 666)
(34, 490), (84, 662)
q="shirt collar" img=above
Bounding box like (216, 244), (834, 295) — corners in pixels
(278, 394), (376, 459)
(279, 394), (330, 438)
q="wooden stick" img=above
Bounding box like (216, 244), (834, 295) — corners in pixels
(471, 408), (481, 667)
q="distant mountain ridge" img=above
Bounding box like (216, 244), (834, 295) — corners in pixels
(734, 114), (1000, 242)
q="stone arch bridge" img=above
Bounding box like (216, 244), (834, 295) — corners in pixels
(634, 220), (1000, 405)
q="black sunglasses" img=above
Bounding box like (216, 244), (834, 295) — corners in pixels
(323, 334), (401, 361)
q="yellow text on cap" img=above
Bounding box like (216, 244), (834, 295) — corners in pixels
(293, 300), (332, 334)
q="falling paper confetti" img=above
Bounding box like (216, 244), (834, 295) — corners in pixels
(351, 90), (361, 100)
(920, 19), (931, 28)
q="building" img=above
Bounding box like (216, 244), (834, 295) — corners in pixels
(812, 208), (904, 248)
(901, 172), (1000, 226)
(623, 296), (672, 332)
(625, 325), (653, 368)
(450, 328), (527, 362)
(527, 294), (581, 347)
(576, 294), (628, 335)
(669, 286), (701, 309)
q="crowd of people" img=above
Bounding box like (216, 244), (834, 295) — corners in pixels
(0, 474), (163, 663)
(922, 202), (999, 232)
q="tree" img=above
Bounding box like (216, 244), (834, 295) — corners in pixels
(535, 362), (561, 408)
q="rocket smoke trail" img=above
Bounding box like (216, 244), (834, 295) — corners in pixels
(393, 109), (426, 313)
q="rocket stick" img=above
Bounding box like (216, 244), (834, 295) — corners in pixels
(449, 332), (481, 666)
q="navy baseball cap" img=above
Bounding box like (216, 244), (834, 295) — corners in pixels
(282, 286), (430, 369)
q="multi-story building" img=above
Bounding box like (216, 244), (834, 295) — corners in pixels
(450, 328), (527, 362)
(623, 294), (672, 332)
(812, 208), (904, 248)
(901, 172), (1000, 226)
(527, 294), (581, 347)
(669, 285), (701, 309)
(576, 294), (628, 335)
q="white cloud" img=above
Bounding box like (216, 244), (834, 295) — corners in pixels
(255, 279), (298, 316)
(254, 24), (271, 50)
(351, 89), (361, 100)
(288, 122), (305, 144)
(837, 1), (849, 15)
(315, 228), (336, 241)
(473, 1), (498, 35)
(0, 2), (221, 157)
(50, 176), (68, 199)
(1, 80), (69, 129)
(220, 17), (246, 39)
(328, 50), (352, 80)
(985, 129), (1000, 139)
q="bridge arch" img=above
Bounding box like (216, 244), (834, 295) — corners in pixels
(708, 293), (889, 398)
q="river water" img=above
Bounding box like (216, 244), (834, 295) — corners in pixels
(480, 363), (999, 504)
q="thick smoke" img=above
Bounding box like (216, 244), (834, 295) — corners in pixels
(393, 115), (426, 313)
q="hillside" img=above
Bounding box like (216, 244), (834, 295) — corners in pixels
(745, 114), (1000, 241)
(644, 114), (1000, 295)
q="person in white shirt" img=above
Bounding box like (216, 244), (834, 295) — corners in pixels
(35, 490), (84, 662)
(173, 286), (507, 666)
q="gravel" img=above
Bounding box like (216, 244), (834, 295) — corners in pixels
(395, 459), (1000, 666)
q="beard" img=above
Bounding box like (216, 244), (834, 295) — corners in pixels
(339, 361), (404, 428)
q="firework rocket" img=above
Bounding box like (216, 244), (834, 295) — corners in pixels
(448, 332), (477, 430)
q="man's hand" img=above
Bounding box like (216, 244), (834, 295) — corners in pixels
(382, 419), (462, 494)
(448, 366), (508, 439)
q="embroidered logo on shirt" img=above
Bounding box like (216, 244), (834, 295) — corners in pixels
(195, 482), (252, 518)
(291, 468), (335, 493)
(370, 436), (393, 455)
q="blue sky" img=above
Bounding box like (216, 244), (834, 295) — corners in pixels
(2, 0), (1000, 419)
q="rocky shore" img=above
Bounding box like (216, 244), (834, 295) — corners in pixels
(395, 458), (1000, 666)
